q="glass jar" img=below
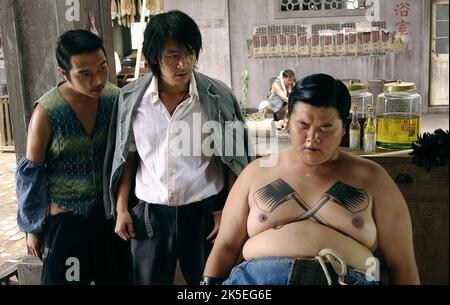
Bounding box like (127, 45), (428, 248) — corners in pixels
(376, 80), (421, 149)
(341, 81), (373, 147)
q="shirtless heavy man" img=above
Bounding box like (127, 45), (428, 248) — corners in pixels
(202, 73), (420, 285)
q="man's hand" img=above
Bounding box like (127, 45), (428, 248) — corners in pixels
(26, 233), (43, 260)
(206, 210), (222, 243)
(114, 210), (136, 241)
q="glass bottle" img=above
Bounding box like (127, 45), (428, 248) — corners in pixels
(376, 80), (421, 149)
(349, 104), (361, 150)
(363, 105), (376, 153)
(341, 81), (373, 147)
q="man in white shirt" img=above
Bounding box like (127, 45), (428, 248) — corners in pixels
(108, 10), (253, 284)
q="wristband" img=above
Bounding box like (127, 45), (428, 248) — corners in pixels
(200, 276), (225, 285)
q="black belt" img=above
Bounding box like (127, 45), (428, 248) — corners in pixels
(289, 259), (341, 285)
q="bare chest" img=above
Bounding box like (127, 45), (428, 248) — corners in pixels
(68, 101), (98, 136)
(247, 178), (377, 250)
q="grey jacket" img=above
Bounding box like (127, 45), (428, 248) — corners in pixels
(103, 71), (254, 219)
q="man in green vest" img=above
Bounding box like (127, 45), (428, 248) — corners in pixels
(16, 30), (130, 284)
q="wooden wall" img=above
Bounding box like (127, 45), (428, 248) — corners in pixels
(366, 156), (449, 284)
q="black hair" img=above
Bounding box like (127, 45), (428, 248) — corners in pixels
(142, 10), (202, 77)
(282, 69), (295, 78)
(288, 73), (351, 124)
(55, 30), (106, 73)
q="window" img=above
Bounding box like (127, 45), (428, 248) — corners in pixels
(275, 0), (370, 18)
(435, 3), (449, 54)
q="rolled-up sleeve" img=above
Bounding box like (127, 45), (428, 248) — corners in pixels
(15, 158), (48, 235)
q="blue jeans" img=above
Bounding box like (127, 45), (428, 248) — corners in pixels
(223, 257), (379, 285)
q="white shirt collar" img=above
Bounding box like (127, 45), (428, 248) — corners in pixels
(144, 73), (198, 105)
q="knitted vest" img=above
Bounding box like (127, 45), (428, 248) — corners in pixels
(37, 82), (118, 215)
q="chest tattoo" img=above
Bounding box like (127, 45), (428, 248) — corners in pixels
(253, 179), (299, 213)
(253, 179), (369, 227)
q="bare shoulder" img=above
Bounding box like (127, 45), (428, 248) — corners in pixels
(239, 155), (271, 178)
(338, 151), (391, 190)
(29, 104), (51, 133)
(342, 151), (385, 169)
(26, 104), (52, 162)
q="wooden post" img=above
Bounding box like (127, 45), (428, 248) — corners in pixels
(0, 0), (116, 160)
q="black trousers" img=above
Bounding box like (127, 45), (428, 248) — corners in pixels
(130, 198), (215, 285)
(41, 204), (133, 285)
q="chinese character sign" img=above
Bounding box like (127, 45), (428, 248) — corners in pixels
(395, 2), (411, 17)
(394, 1), (411, 35)
(395, 19), (410, 36)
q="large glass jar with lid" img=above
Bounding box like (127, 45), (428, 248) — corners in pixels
(340, 81), (374, 147)
(376, 80), (421, 149)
